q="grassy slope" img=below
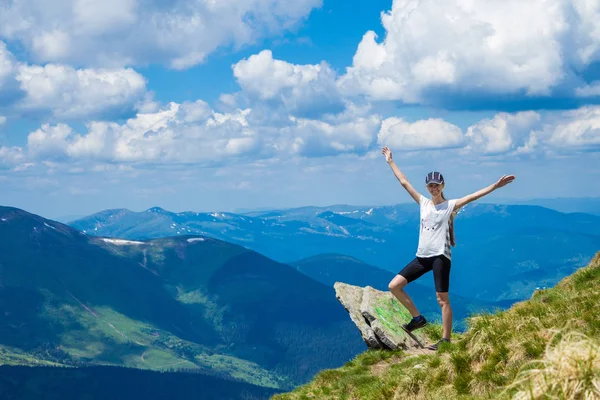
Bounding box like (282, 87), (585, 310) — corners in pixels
(273, 251), (600, 400)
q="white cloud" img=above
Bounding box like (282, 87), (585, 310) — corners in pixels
(73, 0), (137, 36)
(19, 98), (384, 164)
(285, 112), (381, 157)
(0, 42), (148, 119)
(0, 116), (6, 125)
(27, 123), (74, 159)
(338, 0), (600, 103)
(0, 42), (16, 91)
(233, 50), (343, 117)
(0, 0), (322, 69)
(24, 102), (261, 164)
(378, 117), (464, 151)
(179, 100), (212, 124)
(465, 111), (541, 155)
(234, 50), (331, 99)
(0, 146), (25, 167)
(16, 64), (147, 119)
(16, 91), (600, 168)
(218, 93), (240, 110)
(544, 106), (600, 150)
(575, 82), (600, 98)
(462, 106), (600, 155)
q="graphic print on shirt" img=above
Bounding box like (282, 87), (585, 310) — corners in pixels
(420, 213), (445, 233)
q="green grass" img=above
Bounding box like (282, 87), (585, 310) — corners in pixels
(40, 297), (284, 388)
(194, 353), (284, 388)
(273, 252), (600, 400)
(0, 345), (66, 367)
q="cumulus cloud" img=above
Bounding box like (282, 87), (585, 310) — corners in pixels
(375, 107), (600, 156)
(0, 42), (16, 88)
(465, 111), (541, 155)
(16, 64), (147, 119)
(462, 107), (600, 155)
(544, 106), (600, 150)
(24, 102), (262, 164)
(15, 91), (600, 169)
(27, 123), (74, 159)
(19, 98), (384, 165)
(0, 146), (25, 168)
(0, 0), (322, 69)
(338, 0), (600, 104)
(284, 109), (381, 157)
(0, 42), (148, 119)
(233, 50), (344, 117)
(378, 117), (464, 151)
(575, 82), (600, 98)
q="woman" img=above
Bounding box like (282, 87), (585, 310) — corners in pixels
(382, 146), (515, 350)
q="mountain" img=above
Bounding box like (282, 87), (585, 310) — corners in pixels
(69, 203), (600, 302)
(290, 254), (514, 330)
(273, 252), (600, 400)
(0, 206), (364, 390)
(449, 204), (600, 300)
(52, 214), (87, 223)
(489, 197), (600, 216)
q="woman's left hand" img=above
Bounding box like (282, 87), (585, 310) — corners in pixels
(495, 175), (516, 189)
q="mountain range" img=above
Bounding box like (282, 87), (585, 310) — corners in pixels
(69, 203), (600, 302)
(490, 197), (600, 216)
(0, 206), (364, 392)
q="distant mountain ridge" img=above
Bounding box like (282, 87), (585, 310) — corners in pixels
(0, 206), (364, 390)
(488, 197), (600, 216)
(69, 203), (600, 303)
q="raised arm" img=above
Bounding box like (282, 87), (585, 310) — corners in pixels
(454, 175), (516, 211)
(382, 146), (421, 204)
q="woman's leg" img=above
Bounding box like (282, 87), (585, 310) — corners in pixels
(389, 258), (429, 317)
(432, 256), (452, 340)
(436, 292), (452, 340)
(388, 274), (420, 317)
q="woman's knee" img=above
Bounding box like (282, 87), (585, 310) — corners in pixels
(389, 275), (408, 291)
(436, 292), (450, 307)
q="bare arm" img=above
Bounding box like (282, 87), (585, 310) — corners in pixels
(454, 175), (515, 211)
(382, 147), (421, 204)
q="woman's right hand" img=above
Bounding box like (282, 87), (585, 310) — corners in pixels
(382, 146), (393, 163)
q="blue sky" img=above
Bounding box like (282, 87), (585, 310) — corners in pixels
(0, 0), (599, 219)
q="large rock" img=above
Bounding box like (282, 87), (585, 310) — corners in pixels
(334, 282), (384, 349)
(334, 282), (431, 351)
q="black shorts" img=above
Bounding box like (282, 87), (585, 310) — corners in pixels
(398, 255), (451, 293)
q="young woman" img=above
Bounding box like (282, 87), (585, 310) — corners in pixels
(382, 146), (515, 350)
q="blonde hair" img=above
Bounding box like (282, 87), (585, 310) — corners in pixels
(441, 190), (456, 247)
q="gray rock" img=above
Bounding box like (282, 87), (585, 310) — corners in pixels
(334, 282), (383, 349)
(335, 283), (430, 350)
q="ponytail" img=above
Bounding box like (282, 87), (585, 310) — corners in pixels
(442, 191), (457, 247)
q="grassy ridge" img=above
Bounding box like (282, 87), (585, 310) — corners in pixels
(273, 252), (600, 400)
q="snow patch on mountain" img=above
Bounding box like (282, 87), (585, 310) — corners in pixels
(101, 238), (145, 245)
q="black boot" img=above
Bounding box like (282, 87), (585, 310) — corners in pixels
(402, 315), (427, 332)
